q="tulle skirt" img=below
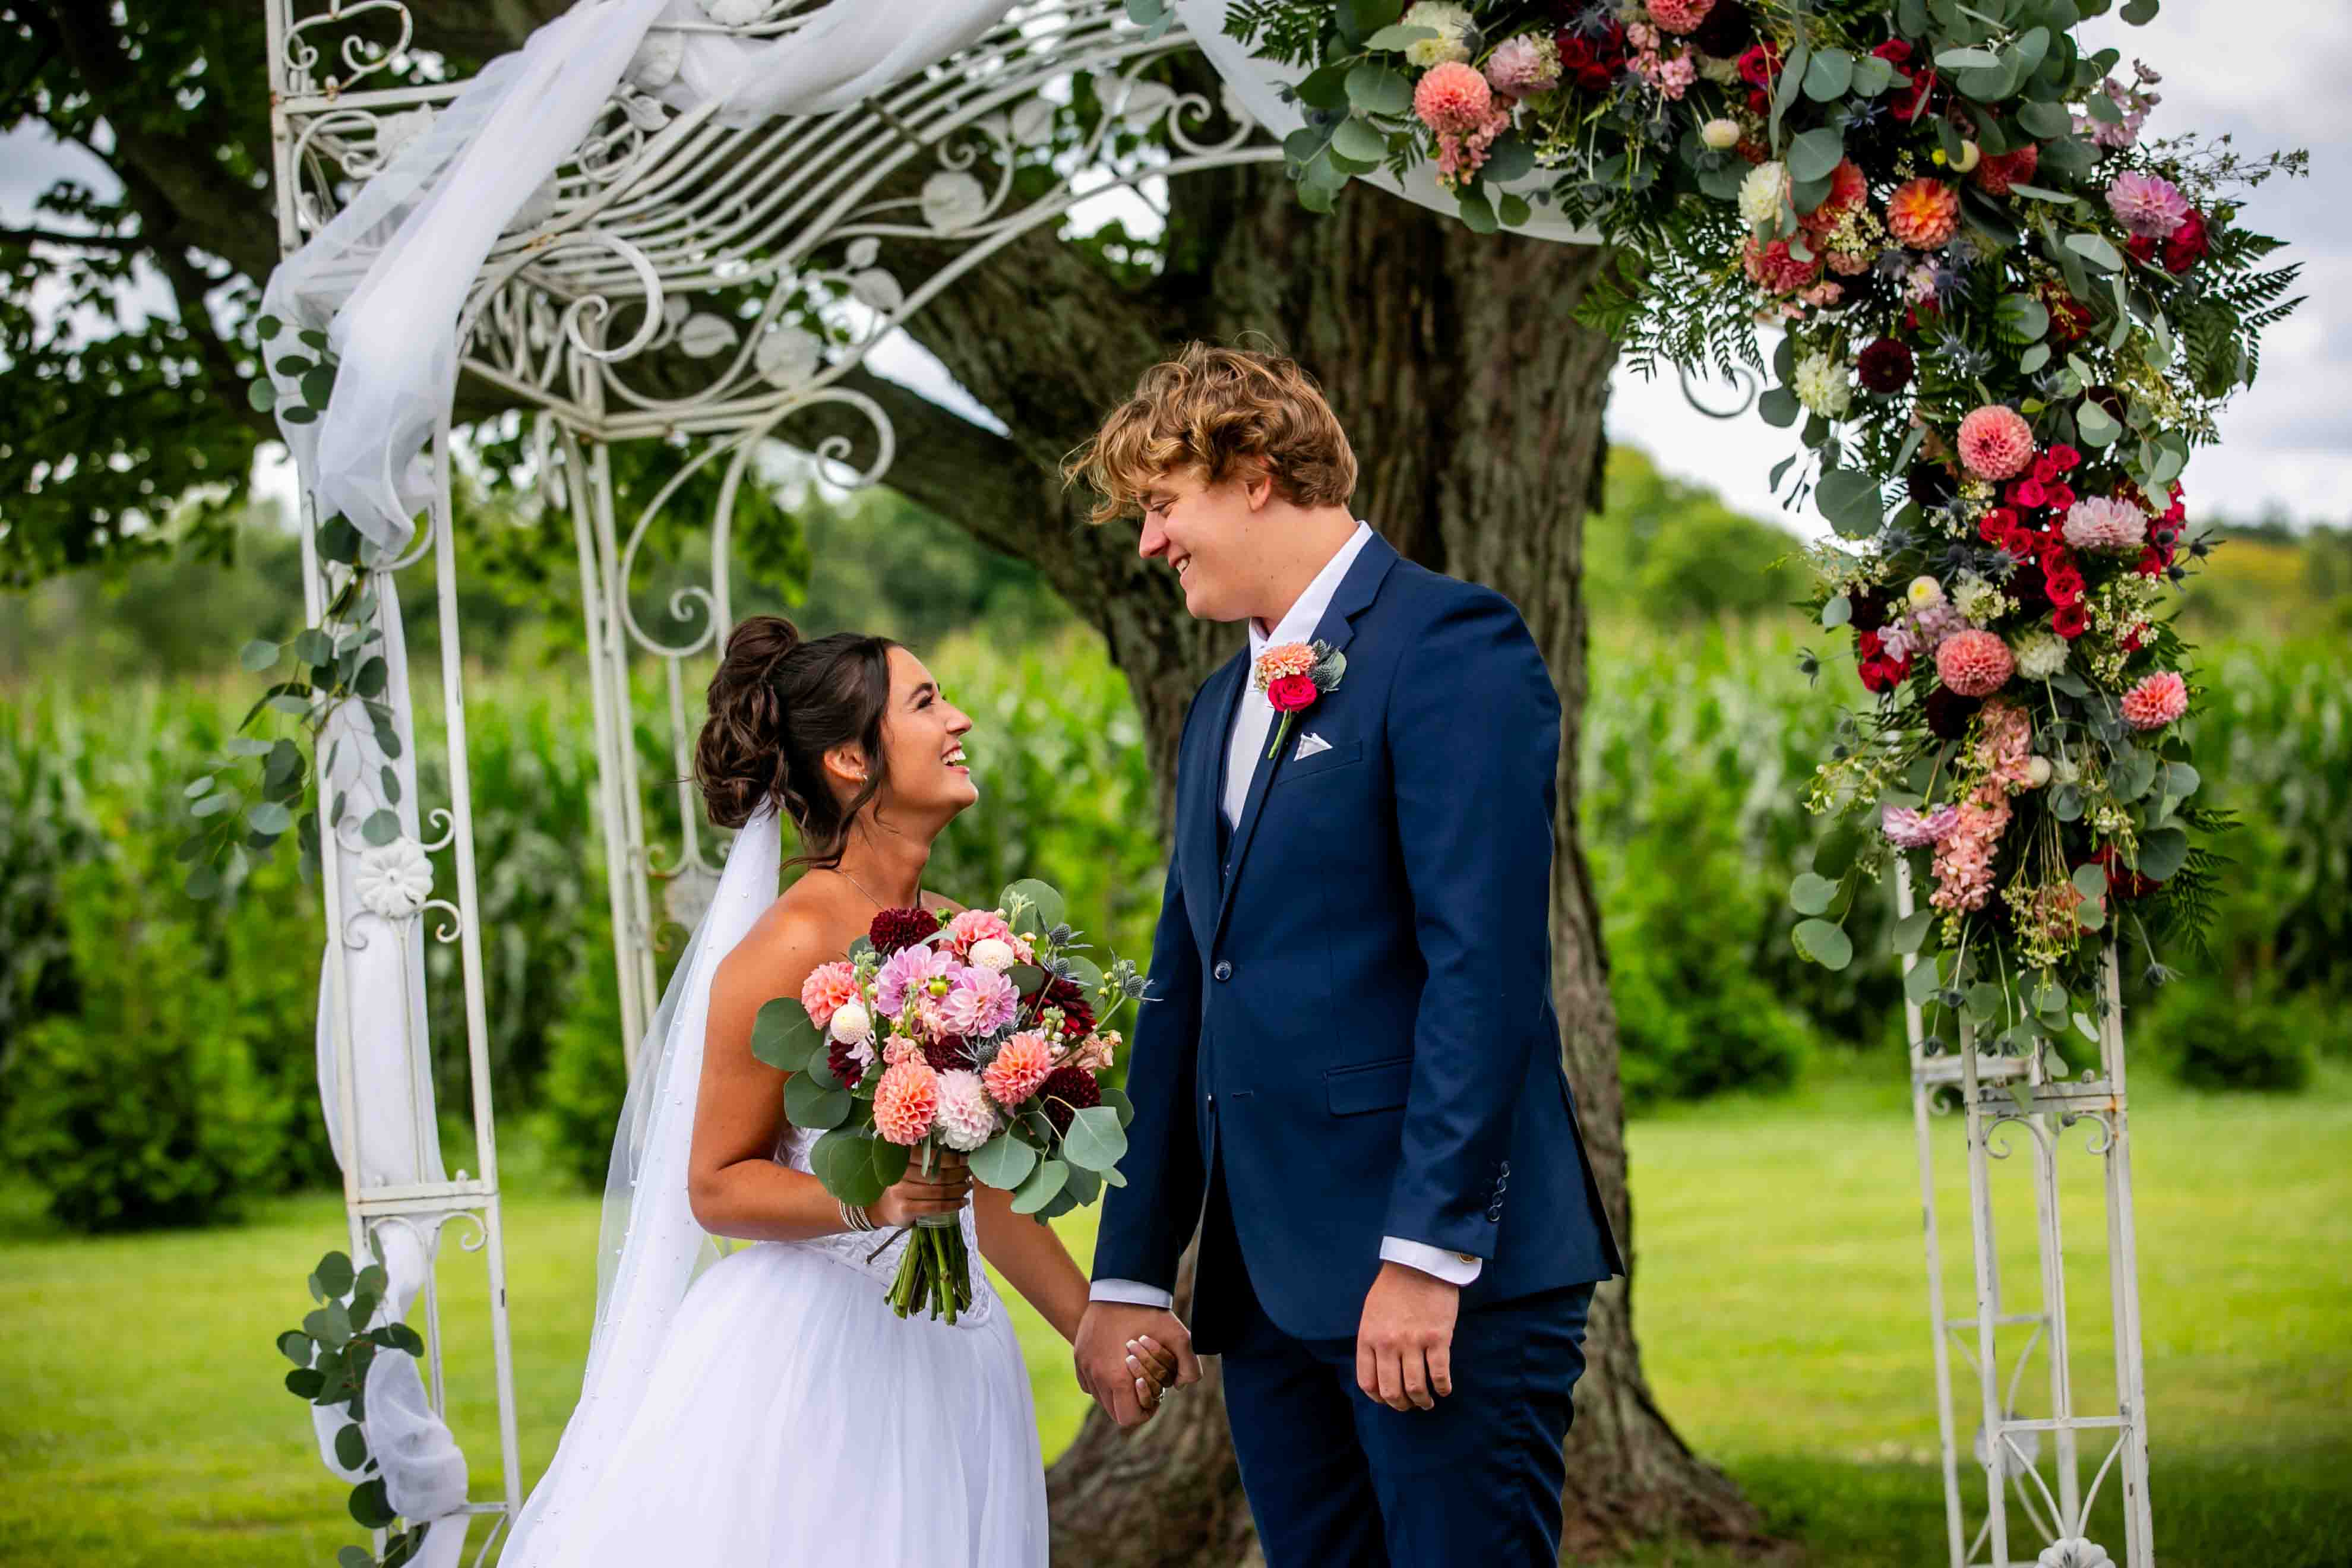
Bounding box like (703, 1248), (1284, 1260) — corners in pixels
(525, 1237), (1047, 1566)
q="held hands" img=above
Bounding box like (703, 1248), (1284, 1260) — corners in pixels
(870, 1149), (972, 1229)
(1355, 1260), (1460, 1412)
(1074, 1302), (1201, 1430)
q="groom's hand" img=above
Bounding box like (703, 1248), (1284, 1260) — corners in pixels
(1356, 1260), (1460, 1412)
(1075, 1302), (1200, 1430)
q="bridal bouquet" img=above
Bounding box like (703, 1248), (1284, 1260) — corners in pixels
(753, 878), (1147, 1322)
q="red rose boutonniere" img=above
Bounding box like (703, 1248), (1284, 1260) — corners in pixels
(1252, 639), (1346, 761)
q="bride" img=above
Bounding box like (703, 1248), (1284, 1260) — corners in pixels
(500, 615), (1177, 1566)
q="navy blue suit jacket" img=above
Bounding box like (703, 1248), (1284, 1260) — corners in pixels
(1094, 533), (1626, 1347)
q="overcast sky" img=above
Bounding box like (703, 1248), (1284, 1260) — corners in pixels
(5, 4), (2341, 536)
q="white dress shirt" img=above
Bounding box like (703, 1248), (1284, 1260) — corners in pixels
(1093, 521), (1482, 1311)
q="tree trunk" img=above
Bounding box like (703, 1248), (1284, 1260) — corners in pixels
(852, 160), (1765, 1560)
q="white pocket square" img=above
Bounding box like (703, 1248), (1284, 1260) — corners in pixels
(1294, 731), (1333, 760)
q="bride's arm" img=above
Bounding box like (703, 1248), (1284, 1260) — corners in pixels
(687, 913), (970, 1241)
(970, 1185), (1091, 1343)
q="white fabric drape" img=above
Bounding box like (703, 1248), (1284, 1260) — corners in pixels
(1169, 0), (1600, 245)
(500, 810), (781, 1568)
(261, 0), (1018, 555)
(307, 587), (470, 1568)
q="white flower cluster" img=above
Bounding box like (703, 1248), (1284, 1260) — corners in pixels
(1401, 2), (1477, 67)
(1737, 160), (1785, 227)
(1950, 572), (2012, 625)
(1791, 351), (1852, 418)
(2010, 628), (2070, 681)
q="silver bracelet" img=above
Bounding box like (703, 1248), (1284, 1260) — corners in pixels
(837, 1197), (875, 1234)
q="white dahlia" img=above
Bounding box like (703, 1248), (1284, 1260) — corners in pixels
(2011, 628), (2069, 681)
(1401, 2), (1477, 67)
(1738, 160), (1787, 227)
(1792, 352), (1852, 418)
(933, 1070), (1000, 1153)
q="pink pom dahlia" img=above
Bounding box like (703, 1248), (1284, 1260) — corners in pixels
(1956, 404), (2035, 480)
(983, 1030), (1055, 1108)
(1886, 178), (1960, 248)
(1936, 628), (2015, 697)
(1413, 61), (1493, 134)
(1646, 0), (1716, 34)
(2063, 495), (2148, 553)
(799, 961), (859, 1029)
(2120, 671), (2188, 730)
(2106, 170), (2190, 239)
(871, 1060), (940, 1145)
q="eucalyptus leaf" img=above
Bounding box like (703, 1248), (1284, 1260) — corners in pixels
(1331, 115), (1387, 165)
(2076, 400), (2122, 448)
(2136, 825), (2189, 882)
(1965, 982), (2005, 1024)
(999, 878), (1066, 935)
(751, 998), (824, 1072)
(1905, 953), (1945, 1005)
(1803, 49), (1854, 100)
(1789, 872), (1839, 916)
(1820, 594), (1852, 629)
(1891, 909), (1935, 954)
(1344, 62), (1412, 116)
(1759, 385), (1800, 428)
(2066, 232), (2125, 272)
(1361, 21), (1438, 50)
(2071, 862), (2108, 900)
(969, 1133), (1038, 1190)
(1456, 188), (1498, 235)
(810, 1127), (905, 1208)
(1011, 1158), (1070, 1215)
(1787, 126), (1847, 184)
(1793, 918), (1853, 970)
(1816, 469), (1886, 537)
(1060, 1105), (1128, 1172)
(1102, 1087), (1136, 1128)
(783, 1071), (851, 1131)
(1483, 136), (1535, 186)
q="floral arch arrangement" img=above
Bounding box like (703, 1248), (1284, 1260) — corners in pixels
(1200, 0), (2304, 1047)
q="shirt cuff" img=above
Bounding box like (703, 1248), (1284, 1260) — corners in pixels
(1089, 1278), (1176, 1309)
(1380, 1236), (1483, 1286)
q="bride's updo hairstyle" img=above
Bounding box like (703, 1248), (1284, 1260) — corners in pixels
(694, 615), (900, 867)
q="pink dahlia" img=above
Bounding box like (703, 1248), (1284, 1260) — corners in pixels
(1882, 801), (1960, 849)
(2106, 170), (2190, 239)
(2063, 495), (2148, 554)
(1936, 628), (2015, 697)
(982, 1029), (1055, 1107)
(1741, 236), (1822, 295)
(871, 1060), (940, 1146)
(1648, 0), (1715, 33)
(932, 1069), (999, 1153)
(1413, 60), (1493, 135)
(937, 966), (1018, 1038)
(873, 943), (954, 1018)
(1956, 404), (2035, 480)
(799, 960), (859, 1029)
(1886, 178), (1960, 249)
(2120, 671), (2188, 731)
(1484, 33), (1560, 95)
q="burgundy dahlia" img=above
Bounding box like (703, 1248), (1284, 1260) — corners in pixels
(922, 1034), (975, 1073)
(869, 905), (941, 956)
(1037, 1065), (1101, 1136)
(827, 1039), (868, 1090)
(1857, 337), (1915, 394)
(1907, 462), (1958, 510)
(1689, 0), (1752, 56)
(1923, 685), (1981, 742)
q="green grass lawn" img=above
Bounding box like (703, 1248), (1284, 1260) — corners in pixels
(4, 1064), (2346, 1567)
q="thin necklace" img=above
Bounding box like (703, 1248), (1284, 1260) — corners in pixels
(834, 864), (903, 912)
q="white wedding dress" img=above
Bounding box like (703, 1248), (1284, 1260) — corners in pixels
(499, 811), (1047, 1567)
(505, 1131), (1046, 1564)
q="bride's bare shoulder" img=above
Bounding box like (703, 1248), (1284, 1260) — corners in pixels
(716, 882), (848, 1000)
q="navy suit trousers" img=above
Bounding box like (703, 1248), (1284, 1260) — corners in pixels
(1206, 1180), (1597, 1568)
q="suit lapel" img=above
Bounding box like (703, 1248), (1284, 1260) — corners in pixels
(1210, 533), (1399, 945)
(1180, 652), (1247, 958)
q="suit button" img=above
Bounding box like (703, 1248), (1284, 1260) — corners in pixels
(1213, 960), (1234, 982)
(1206, 1093), (1216, 1112)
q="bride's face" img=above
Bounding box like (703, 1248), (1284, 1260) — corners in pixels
(872, 646), (977, 818)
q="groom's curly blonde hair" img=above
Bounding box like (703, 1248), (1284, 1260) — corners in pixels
(1062, 342), (1357, 526)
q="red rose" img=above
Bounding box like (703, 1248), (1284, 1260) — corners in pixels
(1859, 655), (1910, 693)
(2039, 284), (2092, 344)
(2162, 209), (2209, 273)
(2047, 444), (2081, 472)
(2009, 476), (2050, 510)
(2092, 843), (2160, 897)
(2043, 482), (2076, 513)
(1266, 674), (1320, 713)
(2044, 561), (2085, 607)
(1978, 507), (2021, 545)
(2052, 602), (2089, 638)
(2136, 544), (2172, 577)
(2125, 235), (2159, 266)
(1738, 41), (1782, 89)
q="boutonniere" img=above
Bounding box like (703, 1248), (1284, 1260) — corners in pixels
(1252, 640), (1347, 761)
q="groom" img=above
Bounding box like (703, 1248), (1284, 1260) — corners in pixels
(1067, 344), (1625, 1565)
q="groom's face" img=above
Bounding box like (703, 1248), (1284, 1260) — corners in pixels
(1134, 466), (1271, 624)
